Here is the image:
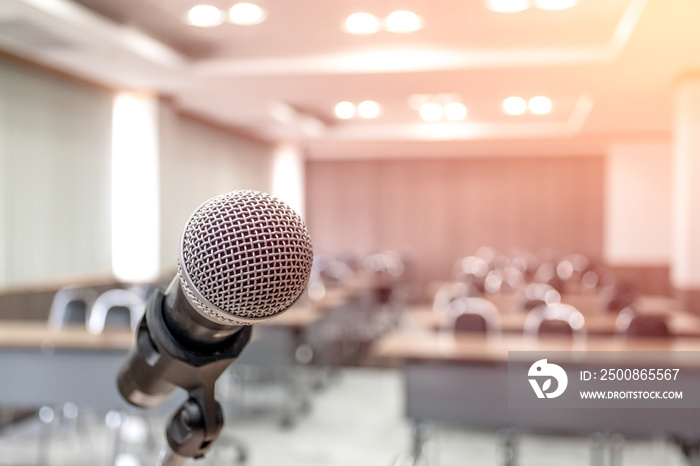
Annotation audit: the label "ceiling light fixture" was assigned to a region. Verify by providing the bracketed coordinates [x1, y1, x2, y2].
[385, 11, 423, 33]
[420, 102, 443, 122]
[528, 96, 553, 114]
[344, 12, 381, 35]
[334, 101, 356, 119]
[444, 102, 468, 121]
[357, 100, 381, 119]
[534, 0, 578, 10]
[186, 5, 224, 27]
[229, 2, 266, 25]
[486, 0, 530, 13]
[503, 96, 527, 115]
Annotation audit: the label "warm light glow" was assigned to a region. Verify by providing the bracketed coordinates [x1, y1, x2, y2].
[186, 5, 223, 27]
[111, 93, 160, 283]
[503, 96, 527, 115]
[385, 11, 423, 33]
[534, 0, 578, 10]
[529, 96, 553, 114]
[334, 101, 356, 119]
[486, 0, 530, 13]
[229, 3, 266, 25]
[344, 12, 381, 35]
[444, 102, 468, 121]
[358, 100, 381, 118]
[272, 143, 305, 219]
[420, 102, 443, 122]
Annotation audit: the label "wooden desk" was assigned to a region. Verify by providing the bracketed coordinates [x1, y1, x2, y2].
[259, 304, 322, 329]
[0, 322, 134, 409]
[0, 308, 323, 410]
[0, 321, 133, 350]
[371, 331, 700, 438]
[403, 305, 700, 338]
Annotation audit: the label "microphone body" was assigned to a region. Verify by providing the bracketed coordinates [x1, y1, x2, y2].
[117, 278, 251, 408]
[115, 190, 313, 459]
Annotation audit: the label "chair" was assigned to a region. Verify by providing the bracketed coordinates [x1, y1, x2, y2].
[616, 307, 671, 338]
[452, 256, 490, 294]
[445, 297, 500, 335]
[524, 303, 586, 340]
[517, 283, 561, 312]
[87, 289, 146, 334]
[48, 286, 98, 329]
[432, 281, 479, 315]
[600, 280, 639, 313]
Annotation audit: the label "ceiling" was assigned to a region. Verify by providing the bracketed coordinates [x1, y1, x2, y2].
[0, 0, 698, 158]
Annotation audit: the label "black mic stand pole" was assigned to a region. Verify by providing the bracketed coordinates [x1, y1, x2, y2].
[117, 289, 252, 466]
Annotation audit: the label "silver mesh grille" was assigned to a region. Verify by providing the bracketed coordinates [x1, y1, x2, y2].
[179, 190, 313, 323]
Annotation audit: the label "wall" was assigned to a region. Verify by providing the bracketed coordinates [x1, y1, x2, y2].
[158, 101, 275, 273]
[306, 156, 604, 296]
[0, 56, 113, 288]
[604, 143, 672, 294]
[0, 55, 276, 291]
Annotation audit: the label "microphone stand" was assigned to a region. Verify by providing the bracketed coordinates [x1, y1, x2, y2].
[117, 289, 252, 466]
[154, 387, 224, 466]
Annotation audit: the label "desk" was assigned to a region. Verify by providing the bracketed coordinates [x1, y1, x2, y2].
[404, 305, 700, 338]
[0, 308, 324, 411]
[0, 322, 133, 409]
[372, 331, 700, 438]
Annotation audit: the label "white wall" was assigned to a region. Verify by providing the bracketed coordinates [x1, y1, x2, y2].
[0, 58, 113, 287]
[671, 80, 700, 288]
[158, 101, 275, 273]
[272, 142, 306, 219]
[604, 143, 672, 266]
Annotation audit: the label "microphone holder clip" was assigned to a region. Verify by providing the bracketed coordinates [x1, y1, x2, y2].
[119, 289, 252, 462]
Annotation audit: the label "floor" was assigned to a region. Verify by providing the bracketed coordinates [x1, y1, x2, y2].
[0, 368, 690, 466]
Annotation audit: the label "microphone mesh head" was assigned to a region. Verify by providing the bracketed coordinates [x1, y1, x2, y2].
[179, 190, 313, 325]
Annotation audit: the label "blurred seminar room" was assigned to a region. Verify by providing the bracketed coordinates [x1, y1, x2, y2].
[3, 0, 700, 465]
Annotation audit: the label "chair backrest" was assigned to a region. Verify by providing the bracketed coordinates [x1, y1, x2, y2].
[433, 282, 479, 314]
[518, 283, 561, 312]
[616, 310, 671, 339]
[87, 289, 146, 334]
[523, 303, 586, 340]
[48, 287, 98, 329]
[446, 297, 501, 335]
[600, 281, 639, 313]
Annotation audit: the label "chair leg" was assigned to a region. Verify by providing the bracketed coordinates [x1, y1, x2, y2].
[411, 422, 432, 462]
[105, 410, 123, 466]
[589, 432, 606, 466]
[37, 406, 55, 466]
[497, 428, 518, 466]
[589, 432, 625, 466]
[609, 433, 624, 466]
[674, 436, 700, 466]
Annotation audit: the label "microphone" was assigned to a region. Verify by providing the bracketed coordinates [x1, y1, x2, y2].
[116, 190, 313, 459]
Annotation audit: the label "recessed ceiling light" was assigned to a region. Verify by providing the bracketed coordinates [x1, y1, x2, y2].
[186, 5, 224, 27]
[444, 102, 468, 121]
[420, 102, 443, 122]
[503, 96, 527, 115]
[385, 11, 423, 33]
[529, 96, 552, 114]
[486, 0, 530, 13]
[358, 100, 381, 119]
[229, 3, 266, 25]
[534, 0, 578, 10]
[344, 12, 381, 35]
[334, 101, 356, 119]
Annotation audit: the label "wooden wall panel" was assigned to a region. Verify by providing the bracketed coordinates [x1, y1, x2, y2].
[305, 157, 605, 295]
